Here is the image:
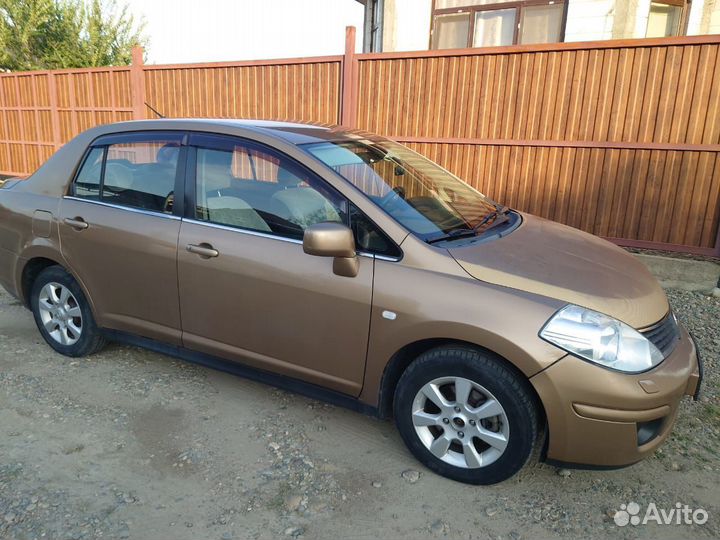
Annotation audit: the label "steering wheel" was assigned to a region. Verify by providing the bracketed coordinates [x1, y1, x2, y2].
[163, 192, 175, 214]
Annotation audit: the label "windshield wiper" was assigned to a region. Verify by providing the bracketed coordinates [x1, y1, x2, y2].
[425, 228, 477, 245]
[474, 205, 510, 233]
[426, 206, 512, 245]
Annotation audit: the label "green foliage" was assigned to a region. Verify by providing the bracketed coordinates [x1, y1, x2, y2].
[0, 0, 147, 71]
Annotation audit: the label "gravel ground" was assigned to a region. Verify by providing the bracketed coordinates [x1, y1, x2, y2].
[0, 286, 717, 540]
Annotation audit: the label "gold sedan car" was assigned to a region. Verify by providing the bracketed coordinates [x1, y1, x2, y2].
[0, 120, 702, 484]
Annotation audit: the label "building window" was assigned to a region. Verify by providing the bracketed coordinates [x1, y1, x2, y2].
[431, 0, 566, 49]
[645, 0, 687, 37]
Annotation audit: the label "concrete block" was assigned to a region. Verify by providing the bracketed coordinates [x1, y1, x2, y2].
[634, 253, 720, 292]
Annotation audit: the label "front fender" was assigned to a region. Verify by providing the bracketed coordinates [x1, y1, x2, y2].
[359, 259, 567, 407]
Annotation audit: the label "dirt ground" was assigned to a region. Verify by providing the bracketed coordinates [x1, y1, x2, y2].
[0, 285, 718, 540]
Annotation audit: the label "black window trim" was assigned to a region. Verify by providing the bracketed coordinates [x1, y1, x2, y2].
[184, 131, 403, 260]
[89, 130, 186, 148]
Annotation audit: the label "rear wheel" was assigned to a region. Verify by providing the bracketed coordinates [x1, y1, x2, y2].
[394, 345, 539, 484]
[30, 266, 106, 357]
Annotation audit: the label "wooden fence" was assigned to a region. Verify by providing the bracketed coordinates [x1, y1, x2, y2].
[0, 27, 718, 256]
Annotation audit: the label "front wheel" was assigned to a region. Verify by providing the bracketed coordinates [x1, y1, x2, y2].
[30, 266, 107, 357]
[394, 346, 539, 484]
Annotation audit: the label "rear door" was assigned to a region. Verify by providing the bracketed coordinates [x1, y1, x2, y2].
[59, 131, 187, 344]
[176, 134, 374, 395]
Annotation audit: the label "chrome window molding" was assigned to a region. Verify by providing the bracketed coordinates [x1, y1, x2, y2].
[182, 218, 304, 245]
[183, 219, 401, 261]
[372, 253, 402, 262]
[62, 196, 181, 221]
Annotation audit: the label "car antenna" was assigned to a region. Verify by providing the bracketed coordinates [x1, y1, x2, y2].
[144, 102, 165, 118]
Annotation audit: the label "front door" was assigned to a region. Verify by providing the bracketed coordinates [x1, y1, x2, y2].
[59, 131, 186, 344]
[177, 134, 373, 395]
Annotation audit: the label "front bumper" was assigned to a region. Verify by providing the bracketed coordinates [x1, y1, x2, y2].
[531, 324, 701, 467]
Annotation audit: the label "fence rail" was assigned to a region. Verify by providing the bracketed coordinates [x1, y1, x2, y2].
[0, 28, 718, 256]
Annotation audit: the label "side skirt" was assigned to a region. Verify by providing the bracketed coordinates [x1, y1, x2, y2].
[101, 329, 380, 417]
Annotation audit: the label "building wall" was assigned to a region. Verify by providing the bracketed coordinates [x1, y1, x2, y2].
[378, 0, 720, 52]
[705, 0, 720, 33]
[564, 0, 616, 41]
[686, 0, 706, 34]
[381, 0, 432, 52]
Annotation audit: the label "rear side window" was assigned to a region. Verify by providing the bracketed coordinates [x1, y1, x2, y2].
[73, 147, 104, 199]
[72, 133, 184, 214]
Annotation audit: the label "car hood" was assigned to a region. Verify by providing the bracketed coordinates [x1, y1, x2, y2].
[447, 213, 669, 329]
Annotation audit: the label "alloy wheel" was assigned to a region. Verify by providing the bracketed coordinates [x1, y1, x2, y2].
[37, 282, 83, 346]
[411, 376, 510, 469]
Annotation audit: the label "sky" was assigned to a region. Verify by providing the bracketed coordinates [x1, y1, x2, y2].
[123, 0, 366, 65]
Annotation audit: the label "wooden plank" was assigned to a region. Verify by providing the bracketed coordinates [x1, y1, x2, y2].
[651, 150, 682, 243]
[130, 46, 146, 120]
[668, 45, 699, 144]
[390, 136, 720, 151]
[0, 78, 13, 169]
[653, 46, 683, 144]
[668, 151, 699, 245]
[683, 152, 715, 246]
[683, 46, 718, 143]
[341, 26, 357, 127]
[701, 45, 720, 145]
[13, 77, 28, 173]
[355, 34, 720, 61]
[701, 155, 720, 250]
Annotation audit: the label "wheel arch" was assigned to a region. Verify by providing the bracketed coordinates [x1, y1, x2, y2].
[377, 339, 548, 432]
[19, 254, 96, 316]
[20, 256, 64, 307]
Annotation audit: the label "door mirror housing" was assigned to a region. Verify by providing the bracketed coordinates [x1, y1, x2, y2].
[303, 222, 359, 277]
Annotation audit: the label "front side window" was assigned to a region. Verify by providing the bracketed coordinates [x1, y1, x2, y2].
[431, 0, 566, 48]
[302, 138, 501, 243]
[349, 203, 402, 258]
[72, 133, 183, 214]
[192, 135, 346, 240]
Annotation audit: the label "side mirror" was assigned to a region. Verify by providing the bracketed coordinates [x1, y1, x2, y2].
[303, 222, 359, 278]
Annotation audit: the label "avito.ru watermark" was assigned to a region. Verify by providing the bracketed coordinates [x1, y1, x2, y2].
[614, 501, 709, 527]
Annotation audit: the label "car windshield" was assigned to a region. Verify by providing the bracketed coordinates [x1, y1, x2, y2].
[301, 138, 501, 242]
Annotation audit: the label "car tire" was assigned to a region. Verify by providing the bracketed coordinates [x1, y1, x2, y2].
[30, 265, 107, 357]
[394, 345, 539, 485]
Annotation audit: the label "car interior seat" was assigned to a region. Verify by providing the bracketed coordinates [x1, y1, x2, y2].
[199, 149, 271, 232]
[271, 168, 340, 228]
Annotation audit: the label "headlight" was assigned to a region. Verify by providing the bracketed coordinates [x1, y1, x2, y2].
[540, 305, 664, 373]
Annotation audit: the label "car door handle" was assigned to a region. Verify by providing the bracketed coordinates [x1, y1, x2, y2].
[64, 217, 88, 230]
[186, 243, 219, 258]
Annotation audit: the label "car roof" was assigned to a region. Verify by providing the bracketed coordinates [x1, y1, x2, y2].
[108, 118, 370, 146]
